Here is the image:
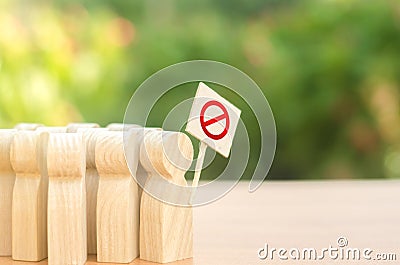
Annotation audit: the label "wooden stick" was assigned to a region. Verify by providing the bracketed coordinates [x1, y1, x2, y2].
[139, 130, 194, 263]
[0, 130, 16, 256]
[95, 131, 140, 263]
[14, 123, 43, 130]
[77, 128, 108, 255]
[47, 133, 87, 265]
[10, 131, 49, 261]
[192, 141, 207, 187]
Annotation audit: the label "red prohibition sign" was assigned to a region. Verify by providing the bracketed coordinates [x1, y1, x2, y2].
[200, 100, 230, 140]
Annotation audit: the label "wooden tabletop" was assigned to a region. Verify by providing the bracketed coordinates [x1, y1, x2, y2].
[1, 180, 399, 264]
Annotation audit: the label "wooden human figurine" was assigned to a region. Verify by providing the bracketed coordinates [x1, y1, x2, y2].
[47, 133, 87, 265]
[66, 121, 100, 254]
[10, 131, 49, 261]
[0, 130, 16, 256]
[36, 126, 67, 133]
[66, 123, 100, 255]
[66, 123, 99, 133]
[95, 131, 140, 263]
[76, 127, 108, 255]
[139, 130, 194, 263]
[106, 123, 141, 131]
[14, 123, 43, 130]
[106, 124, 161, 191]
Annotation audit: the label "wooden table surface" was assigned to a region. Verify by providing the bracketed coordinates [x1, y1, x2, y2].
[1, 180, 399, 264]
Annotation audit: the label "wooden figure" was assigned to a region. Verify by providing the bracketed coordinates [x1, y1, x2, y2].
[139, 130, 194, 263]
[67, 123, 99, 255]
[95, 131, 140, 263]
[66, 123, 99, 133]
[47, 133, 87, 265]
[130, 128, 163, 195]
[10, 131, 49, 261]
[14, 123, 43, 130]
[76, 127, 108, 255]
[106, 123, 141, 131]
[66, 120, 100, 254]
[36, 126, 66, 133]
[0, 130, 16, 256]
[105, 124, 160, 196]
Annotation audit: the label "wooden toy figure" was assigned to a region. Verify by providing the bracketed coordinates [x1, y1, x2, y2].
[66, 123, 100, 133]
[105, 124, 162, 195]
[47, 133, 87, 265]
[14, 123, 43, 130]
[106, 123, 141, 131]
[76, 127, 108, 255]
[139, 130, 194, 263]
[10, 131, 49, 261]
[95, 131, 140, 263]
[66, 122, 100, 255]
[0, 129, 16, 256]
[36, 126, 67, 133]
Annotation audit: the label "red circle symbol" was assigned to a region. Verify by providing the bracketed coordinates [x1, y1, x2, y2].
[200, 100, 230, 140]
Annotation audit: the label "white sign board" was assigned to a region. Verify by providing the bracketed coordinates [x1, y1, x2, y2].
[186, 82, 241, 158]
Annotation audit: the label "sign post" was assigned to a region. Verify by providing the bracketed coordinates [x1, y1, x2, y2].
[186, 82, 241, 187]
[192, 141, 208, 187]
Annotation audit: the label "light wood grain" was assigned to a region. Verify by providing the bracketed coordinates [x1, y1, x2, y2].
[10, 131, 49, 261]
[66, 123, 100, 255]
[139, 131, 194, 263]
[95, 131, 140, 263]
[0, 255, 192, 265]
[77, 128, 108, 255]
[36, 127, 67, 133]
[14, 123, 43, 130]
[106, 123, 141, 131]
[0, 180, 398, 265]
[105, 125, 162, 199]
[47, 133, 87, 265]
[67, 123, 100, 133]
[0, 130, 16, 256]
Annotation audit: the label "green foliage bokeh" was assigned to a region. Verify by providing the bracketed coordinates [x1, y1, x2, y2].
[0, 0, 399, 180]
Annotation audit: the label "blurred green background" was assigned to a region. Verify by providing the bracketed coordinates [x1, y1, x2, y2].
[1, 0, 399, 180]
